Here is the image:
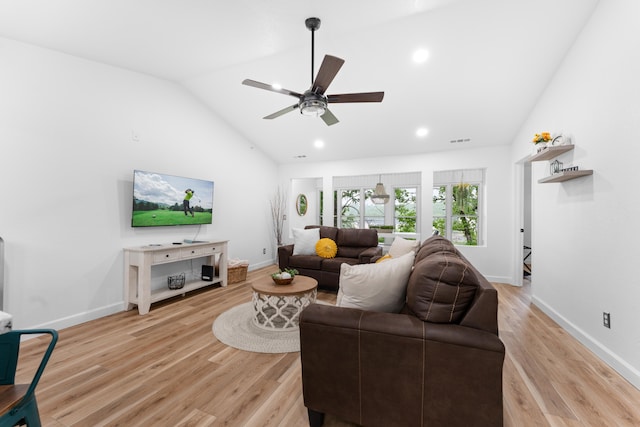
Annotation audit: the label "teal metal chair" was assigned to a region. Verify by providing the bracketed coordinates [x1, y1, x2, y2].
[0, 329, 58, 427]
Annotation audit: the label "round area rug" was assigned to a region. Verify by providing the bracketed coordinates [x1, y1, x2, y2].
[212, 302, 300, 353]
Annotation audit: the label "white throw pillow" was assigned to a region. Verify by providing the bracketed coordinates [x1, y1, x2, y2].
[388, 237, 418, 258]
[336, 251, 415, 313]
[292, 227, 320, 255]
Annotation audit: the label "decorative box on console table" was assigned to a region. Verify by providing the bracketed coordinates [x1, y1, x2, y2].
[124, 240, 228, 315]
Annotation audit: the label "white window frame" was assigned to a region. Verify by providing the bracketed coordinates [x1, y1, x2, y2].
[433, 169, 484, 246]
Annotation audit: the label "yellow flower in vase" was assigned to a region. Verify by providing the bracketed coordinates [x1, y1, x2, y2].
[532, 132, 552, 152]
[532, 132, 552, 144]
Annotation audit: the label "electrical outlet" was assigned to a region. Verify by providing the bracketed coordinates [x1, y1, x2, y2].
[262, 248, 266, 255]
[603, 312, 611, 328]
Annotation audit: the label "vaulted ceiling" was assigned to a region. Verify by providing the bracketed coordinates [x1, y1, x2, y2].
[0, 0, 599, 163]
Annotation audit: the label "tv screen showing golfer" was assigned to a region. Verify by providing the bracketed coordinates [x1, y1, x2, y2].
[131, 170, 214, 227]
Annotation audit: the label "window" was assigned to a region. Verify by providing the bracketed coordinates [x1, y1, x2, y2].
[433, 169, 484, 246]
[335, 188, 385, 229]
[364, 189, 385, 227]
[320, 190, 338, 226]
[340, 189, 362, 228]
[328, 173, 420, 233]
[394, 187, 417, 233]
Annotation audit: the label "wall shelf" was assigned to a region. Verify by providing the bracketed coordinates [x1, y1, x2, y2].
[538, 170, 593, 183]
[528, 144, 593, 183]
[528, 144, 574, 162]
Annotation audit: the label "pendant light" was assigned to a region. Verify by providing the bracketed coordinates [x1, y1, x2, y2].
[371, 175, 390, 204]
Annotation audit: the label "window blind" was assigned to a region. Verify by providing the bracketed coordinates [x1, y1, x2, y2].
[333, 172, 421, 188]
[433, 168, 485, 185]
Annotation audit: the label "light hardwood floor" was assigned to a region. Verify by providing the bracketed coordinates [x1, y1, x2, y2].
[14, 266, 640, 426]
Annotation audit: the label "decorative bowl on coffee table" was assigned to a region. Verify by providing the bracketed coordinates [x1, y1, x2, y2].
[272, 276, 294, 286]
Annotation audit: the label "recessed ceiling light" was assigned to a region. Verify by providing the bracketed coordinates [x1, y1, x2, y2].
[416, 127, 429, 138]
[272, 83, 282, 90]
[412, 49, 429, 64]
[314, 139, 324, 149]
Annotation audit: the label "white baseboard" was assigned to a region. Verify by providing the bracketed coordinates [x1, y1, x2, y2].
[31, 261, 277, 331]
[532, 295, 640, 390]
[485, 274, 514, 284]
[248, 259, 276, 271]
[29, 302, 123, 331]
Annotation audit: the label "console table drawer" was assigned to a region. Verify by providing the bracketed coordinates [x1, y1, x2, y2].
[153, 250, 181, 264]
[180, 246, 207, 258]
[201, 244, 222, 254]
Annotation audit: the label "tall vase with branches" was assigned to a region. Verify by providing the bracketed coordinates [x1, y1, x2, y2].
[270, 187, 287, 246]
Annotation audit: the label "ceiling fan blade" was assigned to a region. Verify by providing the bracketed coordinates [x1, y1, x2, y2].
[327, 92, 385, 103]
[242, 79, 302, 98]
[312, 55, 345, 95]
[264, 104, 299, 120]
[320, 108, 339, 126]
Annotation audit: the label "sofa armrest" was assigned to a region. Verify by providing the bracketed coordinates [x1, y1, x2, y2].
[358, 246, 382, 264]
[299, 304, 504, 427]
[277, 244, 294, 270]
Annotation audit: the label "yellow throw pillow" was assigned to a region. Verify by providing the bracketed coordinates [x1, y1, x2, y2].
[315, 238, 338, 259]
[375, 254, 393, 263]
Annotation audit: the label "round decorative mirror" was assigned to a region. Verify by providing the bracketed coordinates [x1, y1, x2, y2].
[296, 194, 308, 216]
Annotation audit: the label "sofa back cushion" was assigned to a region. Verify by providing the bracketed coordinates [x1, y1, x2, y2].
[336, 228, 378, 248]
[414, 235, 457, 263]
[406, 251, 478, 323]
[305, 225, 339, 242]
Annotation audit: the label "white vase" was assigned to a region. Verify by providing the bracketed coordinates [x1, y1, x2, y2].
[534, 143, 543, 154]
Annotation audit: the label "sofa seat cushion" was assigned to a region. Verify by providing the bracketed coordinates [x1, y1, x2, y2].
[406, 251, 478, 323]
[288, 255, 324, 270]
[337, 246, 368, 259]
[320, 257, 360, 273]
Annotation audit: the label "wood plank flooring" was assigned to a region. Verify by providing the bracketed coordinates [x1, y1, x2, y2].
[12, 267, 640, 426]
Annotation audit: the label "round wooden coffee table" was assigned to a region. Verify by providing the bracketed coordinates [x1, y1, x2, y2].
[251, 275, 318, 331]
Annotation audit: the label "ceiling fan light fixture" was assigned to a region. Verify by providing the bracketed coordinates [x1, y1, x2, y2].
[300, 98, 327, 117]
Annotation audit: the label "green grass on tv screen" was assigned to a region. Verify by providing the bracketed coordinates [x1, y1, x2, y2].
[132, 210, 212, 227]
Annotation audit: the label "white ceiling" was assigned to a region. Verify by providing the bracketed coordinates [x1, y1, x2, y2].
[0, 0, 599, 164]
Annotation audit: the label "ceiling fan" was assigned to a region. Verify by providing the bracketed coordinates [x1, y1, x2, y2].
[242, 17, 384, 126]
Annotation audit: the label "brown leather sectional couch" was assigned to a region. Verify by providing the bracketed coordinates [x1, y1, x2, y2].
[278, 225, 382, 291]
[299, 235, 505, 427]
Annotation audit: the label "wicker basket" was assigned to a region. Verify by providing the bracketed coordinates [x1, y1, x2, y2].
[168, 273, 185, 290]
[228, 264, 248, 284]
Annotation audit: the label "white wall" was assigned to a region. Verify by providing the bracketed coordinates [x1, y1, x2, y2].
[510, 0, 640, 388]
[290, 178, 321, 231]
[279, 145, 514, 283]
[0, 38, 278, 329]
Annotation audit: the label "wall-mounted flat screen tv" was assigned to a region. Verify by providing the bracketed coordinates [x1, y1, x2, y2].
[131, 170, 214, 227]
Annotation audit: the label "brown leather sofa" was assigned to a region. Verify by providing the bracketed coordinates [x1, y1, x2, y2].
[299, 235, 505, 427]
[278, 225, 382, 291]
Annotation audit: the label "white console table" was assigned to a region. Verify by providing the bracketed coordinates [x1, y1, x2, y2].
[124, 240, 228, 315]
